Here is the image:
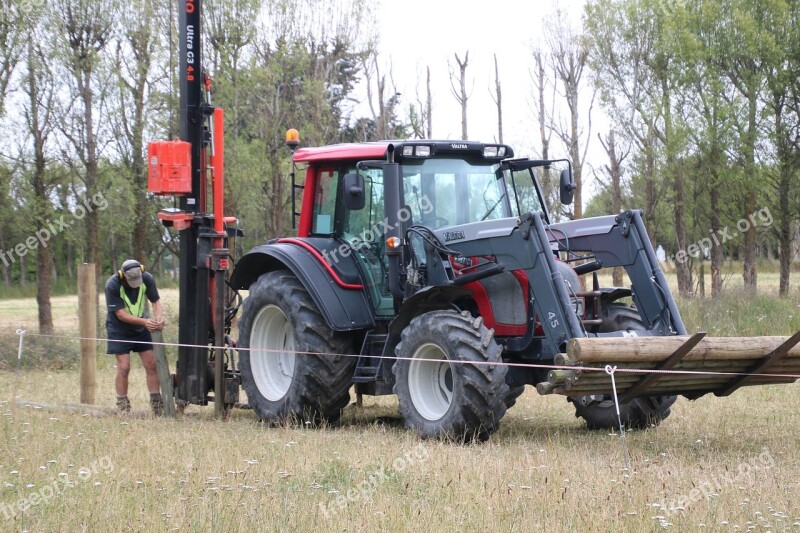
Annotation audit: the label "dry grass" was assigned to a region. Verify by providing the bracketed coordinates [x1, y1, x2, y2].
[0, 289, 181, 336]
[1, 275, 800, 530]
[1, 372, 799, 531]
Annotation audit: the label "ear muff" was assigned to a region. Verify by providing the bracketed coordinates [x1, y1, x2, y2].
[119, 262, 145, 280]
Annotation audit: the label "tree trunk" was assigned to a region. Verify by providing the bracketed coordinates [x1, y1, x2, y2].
[569, 83, 582, 220]
[493, 54, 503, 143]
[778, 160, 792, 296]
[709, 184, 723, 298]
[0, 232, 8, 286]
[674, 164, 692, 298]
[425, 66, 432, 138]
[741, 84, 759, 294]
[450, 51, 469, 141]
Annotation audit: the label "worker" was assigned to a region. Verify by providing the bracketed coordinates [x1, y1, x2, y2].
[104, 259, 165, 415]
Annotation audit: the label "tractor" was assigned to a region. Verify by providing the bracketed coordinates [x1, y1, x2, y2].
[227, 138, 800, 441]
[148, 0, 800, 441]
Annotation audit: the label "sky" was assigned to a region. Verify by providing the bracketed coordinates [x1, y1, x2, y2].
[368, 0, 595, 161]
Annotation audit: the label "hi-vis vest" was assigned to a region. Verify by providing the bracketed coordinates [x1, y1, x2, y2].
[120, 285, 146, 318]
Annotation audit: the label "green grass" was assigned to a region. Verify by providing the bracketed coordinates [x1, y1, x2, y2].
[679, 294, 800, 337]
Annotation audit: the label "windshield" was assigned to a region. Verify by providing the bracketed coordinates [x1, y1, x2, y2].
[401, 158, 511, 228]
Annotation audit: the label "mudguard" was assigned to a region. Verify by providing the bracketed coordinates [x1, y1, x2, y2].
[230, 240, 375, 331]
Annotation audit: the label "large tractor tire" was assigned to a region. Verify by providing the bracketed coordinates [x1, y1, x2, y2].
[569, 304, 677, 430]
[393, 310, 510, 442]
[238, 271, 356, 425]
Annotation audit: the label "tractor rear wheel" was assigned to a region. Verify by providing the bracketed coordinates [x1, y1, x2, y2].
[238, 271, 355, 425]
[393, 310, 509, 442]
[570, 304, 677, 430]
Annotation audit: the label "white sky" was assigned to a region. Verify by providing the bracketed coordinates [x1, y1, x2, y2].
[369, 0, 596, 160]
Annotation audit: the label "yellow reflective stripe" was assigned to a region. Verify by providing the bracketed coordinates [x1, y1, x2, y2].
[120, 284, 146, 318]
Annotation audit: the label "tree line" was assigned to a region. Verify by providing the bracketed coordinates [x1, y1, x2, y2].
[0, 0, 798, 336]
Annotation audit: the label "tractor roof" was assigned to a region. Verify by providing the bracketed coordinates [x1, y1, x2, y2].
[292, 142, 389, 163]
[292, 140, 515, 164]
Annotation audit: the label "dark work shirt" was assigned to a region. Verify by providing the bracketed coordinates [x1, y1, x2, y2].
[104, 272, 160, 337]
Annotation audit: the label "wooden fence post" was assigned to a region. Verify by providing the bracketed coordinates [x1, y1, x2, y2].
[151, 329, 176, 417]
[78, 263, 97, 404]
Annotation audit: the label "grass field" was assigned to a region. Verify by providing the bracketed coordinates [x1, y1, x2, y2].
[1, 274, 800, 530]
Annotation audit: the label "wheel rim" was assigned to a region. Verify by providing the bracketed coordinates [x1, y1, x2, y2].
[249, 305, 296, 401]
[408, 343, 454, 421]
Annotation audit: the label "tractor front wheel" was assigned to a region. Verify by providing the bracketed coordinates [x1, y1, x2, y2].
[570, 303, 677, 430]
[238, 271, 355, 425]
[393, 310, 509, 442]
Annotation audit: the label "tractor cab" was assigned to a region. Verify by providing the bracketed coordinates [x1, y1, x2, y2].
[291, 140, 562, 318]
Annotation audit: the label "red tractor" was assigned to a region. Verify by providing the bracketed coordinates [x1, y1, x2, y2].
[149, 0, 800, 442]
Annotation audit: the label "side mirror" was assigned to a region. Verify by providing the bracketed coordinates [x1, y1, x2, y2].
[342, 172, 366, 210]
[560, 168, 576, 205]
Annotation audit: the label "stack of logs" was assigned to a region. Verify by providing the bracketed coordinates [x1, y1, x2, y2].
[536, 332, 800, 401]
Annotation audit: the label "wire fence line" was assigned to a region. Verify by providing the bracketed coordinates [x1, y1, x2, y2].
[10, 329, 800, 381]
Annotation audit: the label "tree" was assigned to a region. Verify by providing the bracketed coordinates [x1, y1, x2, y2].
[545, 9, 594, 220]
[491, 54, 503, 143]
[0, 0, 25, 116]
[23, 34, 59, 333]
[718, 0, 767, 295]
[530, 48, 561, 219]
[113, 0, 163, 264]
[449, 51, 470, 140]
[678, 0, 737, 298]
[56, 0, 115, 280]
[597, 129, 630, 285]
[587, 0, 692, 296]
[762, 0, 800, 297]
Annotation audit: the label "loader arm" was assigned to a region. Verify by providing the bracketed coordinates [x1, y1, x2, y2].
[431, 209, 800, 401]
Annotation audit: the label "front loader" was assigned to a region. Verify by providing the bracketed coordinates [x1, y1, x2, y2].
[229, 139, 800, 441]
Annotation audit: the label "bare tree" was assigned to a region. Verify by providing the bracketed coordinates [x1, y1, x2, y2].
[597, 130, 630, 286]
[531, 48, 561, 218]
[545, 10, 594, 219]
[409, 65, 433, 140]
[449, 51, 471, 140]
[491, 54, 503, 143]
[426, 65, 432, 138]
[362, 50, 400, 140]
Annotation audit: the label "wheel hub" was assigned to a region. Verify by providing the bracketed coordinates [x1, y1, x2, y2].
[249, 305, 296, 401]
[408, 342, 454, 421]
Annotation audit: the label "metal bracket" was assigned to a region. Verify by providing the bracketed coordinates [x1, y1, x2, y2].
[717, 331, 800, 397]
[616, 210, 633, 238]
[620, 332, 706, 402]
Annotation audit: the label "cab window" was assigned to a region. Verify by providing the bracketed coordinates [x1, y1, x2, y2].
[311, 168, 338, 234]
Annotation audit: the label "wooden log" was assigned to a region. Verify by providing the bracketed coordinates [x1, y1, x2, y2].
[151, 330, 176, 417]
[554, 353, 573, 366]
[536, 382, 559, 395]
[547, 369, 576, 385]
[78, 264, 96, 405]
[568, 335, 800, 363]
[576, 359, 758, 371]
